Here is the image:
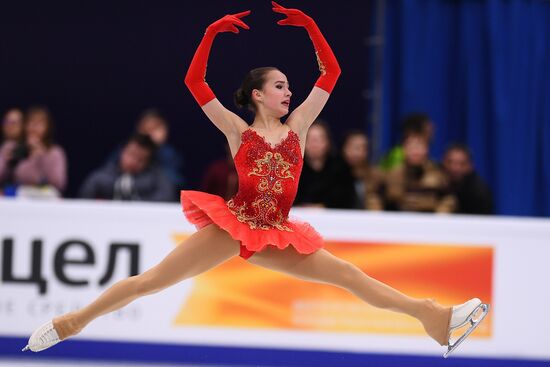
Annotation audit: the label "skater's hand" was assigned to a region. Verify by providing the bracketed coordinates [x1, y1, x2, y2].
[207, 11, 251, 34]
[272, 1, 312, 28]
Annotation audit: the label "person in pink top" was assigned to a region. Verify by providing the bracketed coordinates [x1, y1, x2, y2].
[0, 106, 67, 194]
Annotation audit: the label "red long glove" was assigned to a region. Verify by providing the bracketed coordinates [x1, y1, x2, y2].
[272, 1, 341, 93]
[184, 11, 251, 106]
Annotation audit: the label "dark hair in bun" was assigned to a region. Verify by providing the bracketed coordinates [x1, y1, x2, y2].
[234, 67, 278, 112]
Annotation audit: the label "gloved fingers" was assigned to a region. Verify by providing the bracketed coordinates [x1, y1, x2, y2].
[232, 10, 251, 19]
[230, 16, 250, 30]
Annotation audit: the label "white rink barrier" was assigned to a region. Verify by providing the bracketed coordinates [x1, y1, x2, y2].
[1, 198, 549, 361]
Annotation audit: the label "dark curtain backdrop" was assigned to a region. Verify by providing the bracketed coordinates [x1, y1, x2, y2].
[378, 0, 550, 217]
[0, 1, 371, 197]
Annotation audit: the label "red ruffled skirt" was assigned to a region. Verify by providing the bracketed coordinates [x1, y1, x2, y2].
[180, 190, 324, 259]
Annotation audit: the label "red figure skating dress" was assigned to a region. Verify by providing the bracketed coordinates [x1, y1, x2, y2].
[182, 4, 341, 259]
[180, 128, 324, 259]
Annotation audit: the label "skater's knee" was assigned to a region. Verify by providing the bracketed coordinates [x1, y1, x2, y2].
[338, 261, 363, 288]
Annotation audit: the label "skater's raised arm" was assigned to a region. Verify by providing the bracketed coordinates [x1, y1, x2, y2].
[184, 11, 251, 138]
[272, 1, 341, 135]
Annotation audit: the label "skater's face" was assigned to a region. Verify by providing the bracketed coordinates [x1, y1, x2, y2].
[253, 70, 292, 118]
[403, 135, 428, 166]
[120, 141, 151, 174]
[343, 134, 368, 167]
[443, 149, 472, 181]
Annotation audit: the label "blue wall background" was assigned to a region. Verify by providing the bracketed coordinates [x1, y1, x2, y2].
[378, 0, 550, 216]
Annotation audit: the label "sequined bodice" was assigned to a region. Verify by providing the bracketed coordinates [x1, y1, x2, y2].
[227, 128, 303, 231]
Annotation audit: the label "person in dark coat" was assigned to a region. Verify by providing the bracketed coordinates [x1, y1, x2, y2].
[105, 109, 186, 190]
[442, 143, 493, 215]
[79, 134, 174, 202]
[341, 130, 385, 210]
[294, 120, 355, 209]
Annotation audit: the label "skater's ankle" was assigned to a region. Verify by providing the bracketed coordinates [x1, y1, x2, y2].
[53, 312, 84, 340]
[413, 298, 438, 321]
[418, 299, 452, 346]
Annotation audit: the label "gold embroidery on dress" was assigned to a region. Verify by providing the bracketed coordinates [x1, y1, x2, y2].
[315, 51, 326, 76]
[257, 178, 270, 192]
[227, 198, 292, 231]
[249, 152, 295, 185]
[272, 180, 283, 194]
[227, 151, 295, 232]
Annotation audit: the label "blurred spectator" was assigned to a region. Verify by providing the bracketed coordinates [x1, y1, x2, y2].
[79, 134, 174, 201]
[341, 130, 384, 210]
[442, 144, 493, 215]
[2, 108, 24, 146]
[107, 109, 185, 190]
[0, 106, 67, 196]
[201, 144, 238, 200]
[294, 120, 355, 209]
[380, 112, 434, 171]
[385, 133, 455, 213]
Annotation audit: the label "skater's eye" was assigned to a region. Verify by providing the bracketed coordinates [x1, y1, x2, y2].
[275, 81, 288, 90]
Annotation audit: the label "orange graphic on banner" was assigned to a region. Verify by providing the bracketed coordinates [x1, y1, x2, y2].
[171, 234, 492, 338]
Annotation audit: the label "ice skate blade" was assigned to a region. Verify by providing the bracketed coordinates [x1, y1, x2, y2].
[443, 303, 489, 358]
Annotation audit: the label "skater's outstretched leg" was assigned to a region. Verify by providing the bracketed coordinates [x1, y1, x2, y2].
[30, 224, 240, 348]
[247, 246, 452, 345]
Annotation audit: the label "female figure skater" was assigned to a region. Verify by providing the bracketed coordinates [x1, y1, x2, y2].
[24, 2, 488, 358]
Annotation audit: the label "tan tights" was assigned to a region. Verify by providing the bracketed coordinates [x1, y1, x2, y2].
[53, 224, 451, 346]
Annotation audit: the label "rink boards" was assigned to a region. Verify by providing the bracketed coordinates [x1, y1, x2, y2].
[0, 198, 549, 366]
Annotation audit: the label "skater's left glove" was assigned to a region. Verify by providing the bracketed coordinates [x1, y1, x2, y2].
[272, 1, 341, 93]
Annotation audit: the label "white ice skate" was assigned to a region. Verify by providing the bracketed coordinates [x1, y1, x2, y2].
[443, 298, 490, 358]
[21, 320, 61, 352]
